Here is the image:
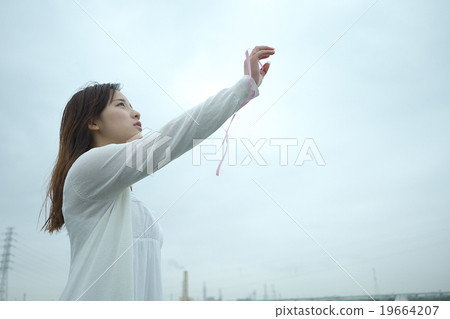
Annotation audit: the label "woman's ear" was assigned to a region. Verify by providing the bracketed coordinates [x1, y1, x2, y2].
[88, 119, 99, 131]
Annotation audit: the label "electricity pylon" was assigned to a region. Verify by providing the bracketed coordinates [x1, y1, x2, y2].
[0, 227, 15, 301]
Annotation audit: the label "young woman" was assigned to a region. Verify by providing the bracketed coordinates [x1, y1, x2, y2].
[40, 46, 275, 301]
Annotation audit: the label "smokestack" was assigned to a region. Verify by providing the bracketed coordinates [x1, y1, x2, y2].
[179, 270, 193, 301]
[203, 281, 206, 301]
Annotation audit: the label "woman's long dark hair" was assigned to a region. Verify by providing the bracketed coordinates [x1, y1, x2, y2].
[39, 82, 122, 234]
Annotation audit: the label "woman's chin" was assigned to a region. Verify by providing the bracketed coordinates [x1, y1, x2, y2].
[126, 131, 143, 142]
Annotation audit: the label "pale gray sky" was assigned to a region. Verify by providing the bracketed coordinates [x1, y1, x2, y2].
[0, 0, 449, 301]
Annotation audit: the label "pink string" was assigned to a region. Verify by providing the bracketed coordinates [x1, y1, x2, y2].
[215, 49, 263, 176]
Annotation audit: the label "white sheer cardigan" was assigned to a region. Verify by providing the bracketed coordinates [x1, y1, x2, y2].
[58, 75, 259, 300]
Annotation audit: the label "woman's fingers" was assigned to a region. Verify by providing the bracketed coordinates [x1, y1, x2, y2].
[260, 62, 270, 76]
[253, 49, 275, 58]
[245, 45, 275, 86]
[261, 62, 270, 76]
[252, 45, 275, 53]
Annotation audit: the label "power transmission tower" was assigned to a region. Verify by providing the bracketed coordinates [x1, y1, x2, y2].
[0, 227, 15, 301]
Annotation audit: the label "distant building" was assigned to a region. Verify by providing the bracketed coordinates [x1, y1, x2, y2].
[395, 294, 409, 301]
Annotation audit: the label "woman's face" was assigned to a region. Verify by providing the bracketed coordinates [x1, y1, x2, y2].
[88, 90, 142, 147]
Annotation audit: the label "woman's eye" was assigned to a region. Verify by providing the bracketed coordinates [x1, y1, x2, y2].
[118, 103, 125, 107]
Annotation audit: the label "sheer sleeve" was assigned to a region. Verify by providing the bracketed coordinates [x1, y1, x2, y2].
[65, 75, 259, 201]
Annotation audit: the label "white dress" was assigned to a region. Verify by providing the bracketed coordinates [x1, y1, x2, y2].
[130, 191, 164, 300]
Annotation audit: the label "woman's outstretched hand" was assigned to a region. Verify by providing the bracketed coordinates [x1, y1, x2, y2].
[244, 45, 275, 87]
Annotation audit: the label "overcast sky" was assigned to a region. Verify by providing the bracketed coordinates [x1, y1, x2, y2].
[0, 0, 449, 301]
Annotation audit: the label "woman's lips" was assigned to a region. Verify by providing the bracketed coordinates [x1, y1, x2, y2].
[134, 121, 142, 128]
